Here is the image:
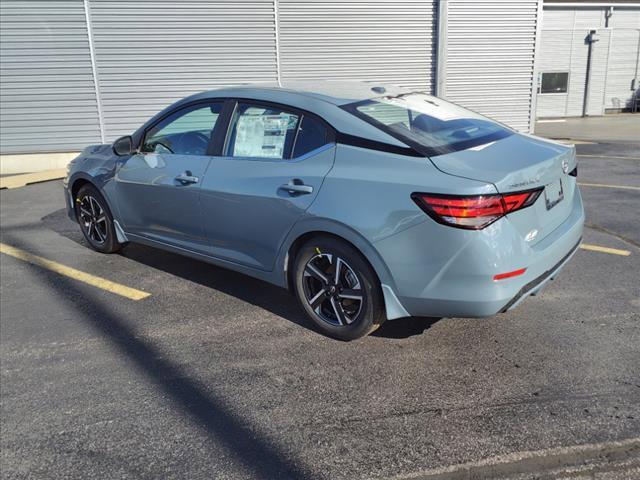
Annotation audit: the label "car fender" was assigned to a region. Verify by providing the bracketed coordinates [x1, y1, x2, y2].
[67, 166, 121, 224]
[275, 215, 411, 320]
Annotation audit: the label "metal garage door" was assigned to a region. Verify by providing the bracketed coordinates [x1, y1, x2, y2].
[0, 0, 102, 154]
[440, 0, 541, 132]
[277, 0, 437, 90]
[88, 0, 279, 141]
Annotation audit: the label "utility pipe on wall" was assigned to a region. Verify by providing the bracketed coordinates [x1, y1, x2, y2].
[582, 30, 599, 117]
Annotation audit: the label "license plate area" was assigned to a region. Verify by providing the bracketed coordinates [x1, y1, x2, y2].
[544, 178, 564, 210]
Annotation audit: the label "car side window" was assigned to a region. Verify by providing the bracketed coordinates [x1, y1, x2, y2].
[226, 103, 300, 159]
[292, 115, 330, 158]
[142, 102, 223, 156]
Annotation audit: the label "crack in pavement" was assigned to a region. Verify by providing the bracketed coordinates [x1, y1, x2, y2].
[384, 437, 640, 480]
[585, 223, 640, 249]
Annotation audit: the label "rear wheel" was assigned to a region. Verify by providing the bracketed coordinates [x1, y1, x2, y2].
[74, 184, 122, 254]
[293, 237, 386, 340]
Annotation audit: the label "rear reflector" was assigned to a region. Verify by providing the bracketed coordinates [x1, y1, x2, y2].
[411, 188, 542, 230]
[493, 268, 527, 281]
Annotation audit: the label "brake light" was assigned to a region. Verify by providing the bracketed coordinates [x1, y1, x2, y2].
[411, 188, 542, 230]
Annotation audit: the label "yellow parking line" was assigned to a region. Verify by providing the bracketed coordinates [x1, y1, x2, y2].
[0, 169, 67, 190]
[0, 243, 150, 300]
[580, 243, 631, 256]
[578, 182, 640, 191]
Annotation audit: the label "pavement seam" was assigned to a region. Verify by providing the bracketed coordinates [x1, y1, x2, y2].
[577, 154, 640, 161]
[585, 223, 640, 249]
[383, 438, 640, 480]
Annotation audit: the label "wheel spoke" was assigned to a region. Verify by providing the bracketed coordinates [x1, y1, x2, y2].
[334, 257, 343, 284]
[88, 197, 97, 216]
[330, 297, 348, 326]
[308, 289, 327, 310]
[79, 206, 92, 218]
[88, 223, 96, 240]
[305, 263, 329, 285]
[337, 289, 363, 301]
[95, 215, 106, 225]
[94, 225, 105, 242]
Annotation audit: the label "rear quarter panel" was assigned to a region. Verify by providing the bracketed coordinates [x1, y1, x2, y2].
[306, 144, 496, 290]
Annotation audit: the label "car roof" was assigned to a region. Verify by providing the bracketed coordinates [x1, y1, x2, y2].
[201, 81, 414, 106]
[135, 81, 421, 151]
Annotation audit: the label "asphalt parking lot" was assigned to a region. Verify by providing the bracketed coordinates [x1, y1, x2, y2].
[1, 141, 639, 479]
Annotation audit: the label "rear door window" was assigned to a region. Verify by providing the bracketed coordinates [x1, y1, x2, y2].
[226, 103, 300, 159]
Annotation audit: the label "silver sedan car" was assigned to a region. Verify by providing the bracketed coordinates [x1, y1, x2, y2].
[64, 82, 584, 340]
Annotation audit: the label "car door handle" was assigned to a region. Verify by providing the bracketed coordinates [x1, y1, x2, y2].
[280, 181, 313, 195]
[175, 172, 199, 185]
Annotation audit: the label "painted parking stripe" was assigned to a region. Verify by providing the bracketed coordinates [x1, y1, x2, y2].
[0, 243, 151, 300]
[580, 243, 631, 256]
[578, 182, 640, 191]
[0, 169, 67, 190]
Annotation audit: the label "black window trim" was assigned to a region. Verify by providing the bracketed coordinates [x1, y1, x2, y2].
[340, 98, 513, 158]
[135, 96, 434, 160]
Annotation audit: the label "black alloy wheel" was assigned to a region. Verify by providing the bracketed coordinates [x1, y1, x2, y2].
[75, 184, 123, 254]
[294, 237, 385, 340]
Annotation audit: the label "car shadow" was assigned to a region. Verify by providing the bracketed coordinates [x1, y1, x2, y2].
[373, 316, 441, 339]
[42, 208, 442, 339]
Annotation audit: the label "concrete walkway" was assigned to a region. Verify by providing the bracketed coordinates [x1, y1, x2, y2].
[535, 114, 640, 143]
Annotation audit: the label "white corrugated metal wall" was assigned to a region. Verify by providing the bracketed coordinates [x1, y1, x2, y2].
[1, 0, 565, 155]
[607, 8, 640, 111]
[536, 5, 640, 118]
[438, 0, 542, 132]
[278, 0, 437, 90]
[88, 0, 279, 141]
[0, 0, 102, 153]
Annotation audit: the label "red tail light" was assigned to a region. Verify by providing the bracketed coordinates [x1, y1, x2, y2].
[411, 188, 542, 230]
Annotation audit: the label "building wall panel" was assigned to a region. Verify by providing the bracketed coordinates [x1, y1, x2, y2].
[0, 0, 102, 153]
[278, 0, 436, 90]
[88, 0, 278, 140]
[442, 0, 540, 132]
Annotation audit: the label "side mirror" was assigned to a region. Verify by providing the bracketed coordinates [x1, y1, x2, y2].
[113, 135, 134, 156]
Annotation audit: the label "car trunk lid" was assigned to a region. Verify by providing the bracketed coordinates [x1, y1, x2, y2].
[428, 133, 577, 244]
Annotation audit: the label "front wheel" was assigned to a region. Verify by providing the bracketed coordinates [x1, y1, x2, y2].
[74, 184, 123, 254]
[293, 237, 386, 340]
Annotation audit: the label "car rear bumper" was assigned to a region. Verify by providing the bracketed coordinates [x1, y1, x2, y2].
[374, 188, 585, 318]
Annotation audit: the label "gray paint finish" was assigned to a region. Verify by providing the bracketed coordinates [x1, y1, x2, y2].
[0, 0, 102, 153]
[64, 85, 584, 321]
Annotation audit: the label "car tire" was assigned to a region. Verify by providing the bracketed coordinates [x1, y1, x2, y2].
[293, 236, 386, 341]
[74, 184, 123, 254]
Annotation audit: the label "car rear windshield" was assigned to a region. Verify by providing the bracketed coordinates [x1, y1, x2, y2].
[342, 93, 514, 157]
